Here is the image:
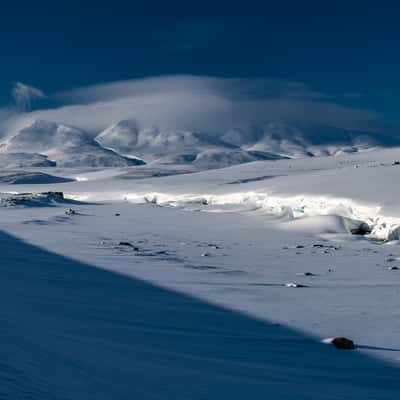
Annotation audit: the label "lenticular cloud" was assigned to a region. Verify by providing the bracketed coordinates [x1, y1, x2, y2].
[0, 75, 394, 144]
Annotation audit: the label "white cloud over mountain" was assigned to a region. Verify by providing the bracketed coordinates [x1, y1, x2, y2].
[0, 76, 397, 168]
[1, 76, 385, 136]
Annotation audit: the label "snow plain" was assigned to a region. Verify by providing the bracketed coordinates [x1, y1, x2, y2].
[1, 144, 400, 398]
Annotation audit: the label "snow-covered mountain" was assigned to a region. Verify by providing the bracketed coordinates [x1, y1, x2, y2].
[96, 122, 296, 167]
[0, 120, 145, 167]
[223, 122, 400, 158]
[96, 120, 215, 162]
[95, 119, 400, 166]
[0, 118, 398, 169]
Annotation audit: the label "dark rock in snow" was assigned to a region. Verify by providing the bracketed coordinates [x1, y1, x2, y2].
[65, 208, 76, 215]
[350, 222, 372, 236]
[118, 242, 139, 251]
[285, 282, 308, 288]
[330, 337, 355, 350]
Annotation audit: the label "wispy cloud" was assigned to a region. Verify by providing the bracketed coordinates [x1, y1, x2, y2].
[12, 82, 46, 111]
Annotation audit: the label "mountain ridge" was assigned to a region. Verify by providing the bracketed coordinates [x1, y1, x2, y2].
[0, 118, 398, 168]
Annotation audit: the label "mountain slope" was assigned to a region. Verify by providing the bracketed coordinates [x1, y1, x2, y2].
[1, 118, 399, 169]
[96, 119, 400, 166]
[0, 120, 145, 167]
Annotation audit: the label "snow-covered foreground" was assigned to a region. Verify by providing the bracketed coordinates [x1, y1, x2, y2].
[2, 230, 400, 399]
[1, 147, 400, 397]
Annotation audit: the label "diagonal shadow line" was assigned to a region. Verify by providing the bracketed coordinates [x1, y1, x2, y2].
[0, 230, 399, 400]
[357, 345, 400, 352]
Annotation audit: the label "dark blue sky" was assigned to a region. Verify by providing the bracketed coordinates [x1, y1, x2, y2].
[1, 1, 399, 121]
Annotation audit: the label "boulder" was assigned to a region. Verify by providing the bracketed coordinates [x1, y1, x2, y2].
[350, 222, 372, 236]
[323, 337, 355, 350]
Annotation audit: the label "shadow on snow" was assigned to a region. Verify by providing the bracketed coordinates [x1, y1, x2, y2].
[0, 231, 399, 399]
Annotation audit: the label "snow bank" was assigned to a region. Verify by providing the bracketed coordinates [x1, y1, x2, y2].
[105, 191, 400, 241]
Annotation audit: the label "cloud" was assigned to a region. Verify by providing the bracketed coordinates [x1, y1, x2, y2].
[57, 75, 327, 104]
[0, 76, 388, 139]
[12, 82, 46, 110]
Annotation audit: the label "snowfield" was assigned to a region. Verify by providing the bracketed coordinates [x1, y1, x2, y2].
[1, 139, 400, 398]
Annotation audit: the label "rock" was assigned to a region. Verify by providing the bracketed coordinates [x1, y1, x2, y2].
[323, 337, 355, 350]
[393, 161, 400, 165]
[1, 191, 65, 207]
[65, 208, 76, 215]
[324, 245, 340, 250]
[285, 282, 308, 288]
[332, 337, 355, 350]
[350, 222, 372, 236]
[37, 191, 63, 200]
[118, 241, 139, 251]
[115, 213, 120, 216]
[201, 252, 211, 257]
[119, 241, 132, 246]
[296, 245, 305, 249]
[388, 266, 399, 271]
[296, 272, 315, 276]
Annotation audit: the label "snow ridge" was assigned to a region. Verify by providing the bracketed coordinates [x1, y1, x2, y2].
[75, 190, 400, 241]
